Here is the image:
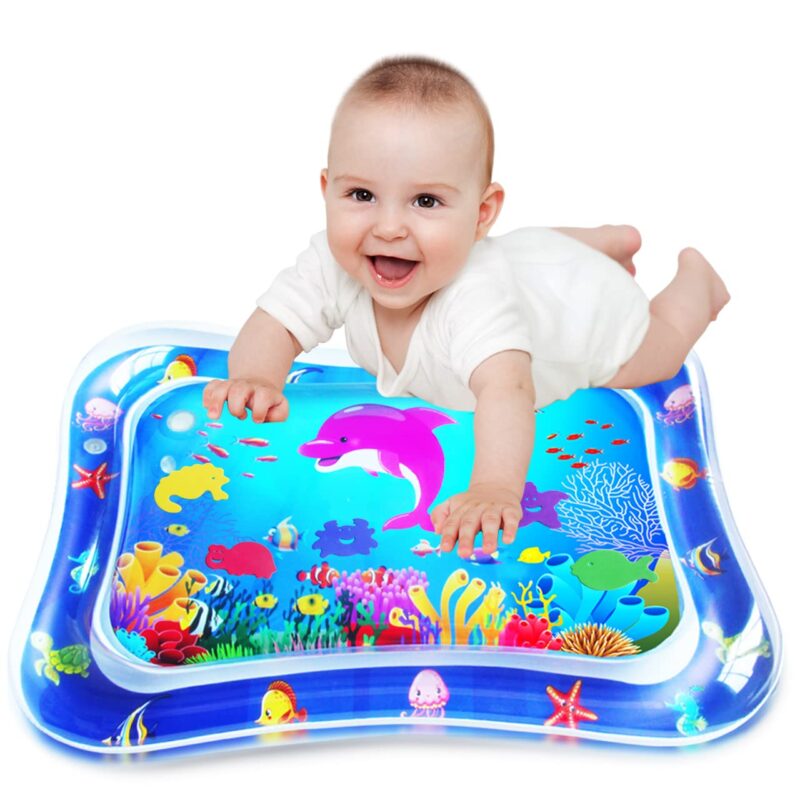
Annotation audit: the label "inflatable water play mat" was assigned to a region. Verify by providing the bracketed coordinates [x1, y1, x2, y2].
[12, 325, 781, 754]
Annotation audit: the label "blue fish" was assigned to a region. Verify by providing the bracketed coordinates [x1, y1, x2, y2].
[67, 546, 99, 594]
[469, 548, 501, 565]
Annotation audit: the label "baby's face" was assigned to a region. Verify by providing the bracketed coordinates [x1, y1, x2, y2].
[320, 100, 503, 316]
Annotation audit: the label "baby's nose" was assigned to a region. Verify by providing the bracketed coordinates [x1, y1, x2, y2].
[373, 210, 408, 239]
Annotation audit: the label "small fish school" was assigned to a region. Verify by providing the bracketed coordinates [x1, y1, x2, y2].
[13, 328, 780, 755]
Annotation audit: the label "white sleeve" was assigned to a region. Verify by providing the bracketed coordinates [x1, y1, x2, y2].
[256, 232, 347, 353]
[443, 276, 534, 389]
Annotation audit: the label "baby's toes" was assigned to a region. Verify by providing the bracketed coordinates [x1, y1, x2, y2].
[609, 224, 641, 276]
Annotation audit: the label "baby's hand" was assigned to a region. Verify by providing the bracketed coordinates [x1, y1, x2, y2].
[202, 378, 289, 423]
[431, 483, 523, 558]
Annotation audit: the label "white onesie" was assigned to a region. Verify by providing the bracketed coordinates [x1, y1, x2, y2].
[257, 227, 650, 411]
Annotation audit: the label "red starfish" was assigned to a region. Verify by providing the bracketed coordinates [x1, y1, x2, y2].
[544, 680, 599, 729]
[71, 462, 118, 500]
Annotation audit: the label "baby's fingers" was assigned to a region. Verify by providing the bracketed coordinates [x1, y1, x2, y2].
[430, 499, 453, 534]
[457, 527, 478, 558]
[203, 380, 230, 419]
[439, 524, 458, 553]
[438, 505, 461, 553]
[226, 382, 255, 420]
[501, 507, 523, 545]
[249, 387, 285, 423]
[457, 509, 484, 558]
[480, 510, 502, 554]
[250, 387, 271, 423]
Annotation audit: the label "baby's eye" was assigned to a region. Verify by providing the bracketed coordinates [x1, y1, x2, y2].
[349, 189, 374, 203]
[414, 194, 441, 209]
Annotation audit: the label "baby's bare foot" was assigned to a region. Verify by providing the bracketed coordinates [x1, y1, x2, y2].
[605, 224, 641, 276]
[677, 247, 730, 321]
[555, 224, 641, 275]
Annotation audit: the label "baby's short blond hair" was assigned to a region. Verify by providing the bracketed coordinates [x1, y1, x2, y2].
[335, 55, 494, 188]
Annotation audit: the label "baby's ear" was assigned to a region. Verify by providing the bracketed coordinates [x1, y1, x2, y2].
[319, 168, 329, 198]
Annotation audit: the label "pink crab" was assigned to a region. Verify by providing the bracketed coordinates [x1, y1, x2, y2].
[401, 669, 450, 718]
[75, 397, 123, 432]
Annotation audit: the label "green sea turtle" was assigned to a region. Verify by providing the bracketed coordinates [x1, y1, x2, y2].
[30, 631, 90, 685]
[701, 621, 771, 665]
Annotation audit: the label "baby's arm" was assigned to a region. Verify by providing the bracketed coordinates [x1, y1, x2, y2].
[431, 350, 535, 557]
[203, 308, 303, 423]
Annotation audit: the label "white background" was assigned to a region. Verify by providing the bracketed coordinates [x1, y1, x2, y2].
[1, 1, 796, 796]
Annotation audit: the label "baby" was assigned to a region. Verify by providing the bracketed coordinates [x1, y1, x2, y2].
[203, 55, 729, 558]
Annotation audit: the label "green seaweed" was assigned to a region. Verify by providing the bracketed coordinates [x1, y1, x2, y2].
[332, 590, 392, 646]
[250, 615, 349, 653]
[199, 580, 278, 651]
[185, 640, 256, 664]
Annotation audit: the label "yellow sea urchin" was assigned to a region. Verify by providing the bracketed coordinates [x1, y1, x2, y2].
[559, 623, 641, 657]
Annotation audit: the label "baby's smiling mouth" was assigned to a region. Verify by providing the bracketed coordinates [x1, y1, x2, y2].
[369, 255, 419, 285]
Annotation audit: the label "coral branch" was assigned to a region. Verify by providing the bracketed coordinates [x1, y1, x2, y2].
[559, 462, 667, 558]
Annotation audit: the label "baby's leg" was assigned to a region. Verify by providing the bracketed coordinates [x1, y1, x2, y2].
[604, 248, 730, 389]
[553, 224, 641, 275]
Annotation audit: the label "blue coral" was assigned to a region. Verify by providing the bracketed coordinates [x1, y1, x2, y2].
[558, 462, 667, 559]
[116, 628, 155, 661]
[533, 553, 669, 643]
[313, 518, 378, 558]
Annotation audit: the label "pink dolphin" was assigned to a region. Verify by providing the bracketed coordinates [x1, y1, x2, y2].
[298, 403, 456, 531]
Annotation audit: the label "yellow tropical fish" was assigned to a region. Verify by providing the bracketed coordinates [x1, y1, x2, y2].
[254, 593, 278, 609]
[265, 516, 301, 551]
[157, 354, 197, 384]
[518, 547, 551, 564]
[295, 593, 328, 615]
[165, 524, 191, 537]
[255, 680, 307, 725]
[661, 458, 707, 491]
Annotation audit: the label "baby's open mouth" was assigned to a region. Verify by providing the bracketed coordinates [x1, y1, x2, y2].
[369, 255, 419, 286]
